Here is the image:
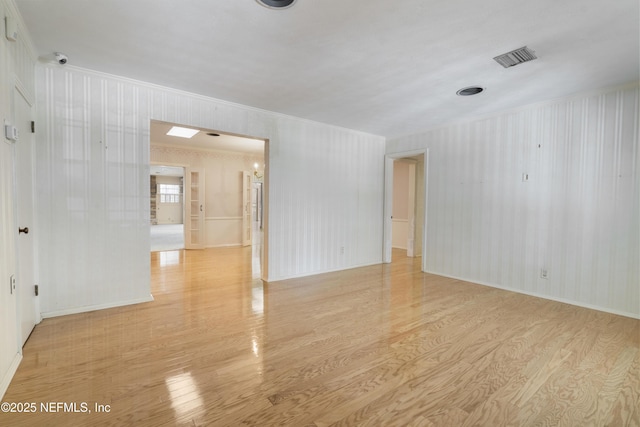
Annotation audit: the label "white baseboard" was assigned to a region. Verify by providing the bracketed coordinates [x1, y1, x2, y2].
[267, 261, 382, 282]
[0, 352, 22, 400]
[41, 295, 154, 319]
[425, 270, 640, 320]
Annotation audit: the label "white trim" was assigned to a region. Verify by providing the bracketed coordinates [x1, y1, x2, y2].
[40, 295, 154, 319]
[0, 352, 22, 400]
[426, 270, 640, 320]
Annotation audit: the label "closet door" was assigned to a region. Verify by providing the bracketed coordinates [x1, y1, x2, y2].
[14, 86, 38, 345]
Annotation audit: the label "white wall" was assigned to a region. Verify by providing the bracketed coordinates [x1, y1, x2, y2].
[388, 84, 640, 318]
[35, 66, 154, 317]
[35, 63, 386, 316]
[0, 0, 36, 399]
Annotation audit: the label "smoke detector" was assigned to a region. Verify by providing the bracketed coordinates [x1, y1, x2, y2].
[493, 46, 537, 68]
[256, 0, 296, 9]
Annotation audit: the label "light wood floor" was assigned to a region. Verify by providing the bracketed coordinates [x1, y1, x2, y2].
[3, 248, 639, 426]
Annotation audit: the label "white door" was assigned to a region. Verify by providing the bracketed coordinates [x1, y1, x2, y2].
[14, 87, 38, 346]
[242, 171, 253, 246]
[185, 168, 205, 249]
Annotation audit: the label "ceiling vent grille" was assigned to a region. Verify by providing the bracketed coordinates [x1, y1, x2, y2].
[493, 46, 537, 68]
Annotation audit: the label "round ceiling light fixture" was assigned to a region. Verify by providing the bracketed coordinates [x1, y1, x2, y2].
[256, 0, 296, 9]
[456, 86, 484, 96]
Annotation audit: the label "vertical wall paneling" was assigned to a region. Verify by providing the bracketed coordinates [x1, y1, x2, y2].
[37, 68, 154, 317]
[387, 84, 640, 318]
[36, 64, 385, 316]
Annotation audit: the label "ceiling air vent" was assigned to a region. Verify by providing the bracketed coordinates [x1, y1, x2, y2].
[493, 46, 537, 68]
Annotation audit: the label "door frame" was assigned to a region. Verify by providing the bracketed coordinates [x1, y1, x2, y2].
[383, 149, 429, 272]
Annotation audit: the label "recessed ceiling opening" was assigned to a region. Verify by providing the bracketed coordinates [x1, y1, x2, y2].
[256, 0, 296, 9]
[456, 86, 484, 96]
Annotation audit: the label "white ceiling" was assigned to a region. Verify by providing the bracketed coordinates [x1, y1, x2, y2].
[15, 0, 639, 138]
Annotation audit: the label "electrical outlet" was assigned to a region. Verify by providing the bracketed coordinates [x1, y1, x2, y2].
[340, 246, 345, 255]
[540, 268, 548, 279]
[9, 275, 15, 294]
[522, 173, 529, 182]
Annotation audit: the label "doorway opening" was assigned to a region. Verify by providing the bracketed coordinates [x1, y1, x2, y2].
[384, 150, 428, 270]
[149, 120, 268, 279]
[150, 165, 185, 252]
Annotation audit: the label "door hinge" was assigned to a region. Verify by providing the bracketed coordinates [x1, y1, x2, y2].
[34, 284, 38, 296]
[31, 121, 35, 133]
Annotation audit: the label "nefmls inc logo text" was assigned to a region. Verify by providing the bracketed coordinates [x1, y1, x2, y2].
[41, 402, 90, 413]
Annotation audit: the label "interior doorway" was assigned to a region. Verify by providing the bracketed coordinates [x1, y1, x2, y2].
[149, 120, 268, 280]
[391, 159, 416, 259]
[383, 150, 428, 270]
[150, 165, 185, 252]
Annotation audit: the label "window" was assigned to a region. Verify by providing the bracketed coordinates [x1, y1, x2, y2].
[158, 184, 181, 203]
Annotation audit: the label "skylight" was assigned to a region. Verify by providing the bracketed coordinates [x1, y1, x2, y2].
[166, 126, 199, 138]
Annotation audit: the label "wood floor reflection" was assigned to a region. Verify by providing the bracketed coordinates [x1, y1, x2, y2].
[3, 248, 639, 426]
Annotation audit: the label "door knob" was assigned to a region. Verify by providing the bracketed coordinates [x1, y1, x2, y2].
[19, 227, 29, 234]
